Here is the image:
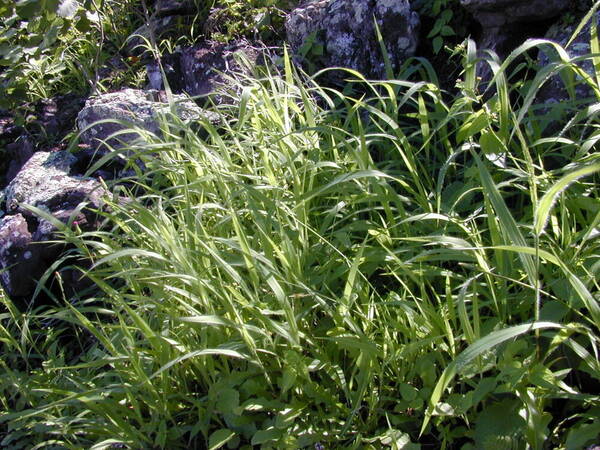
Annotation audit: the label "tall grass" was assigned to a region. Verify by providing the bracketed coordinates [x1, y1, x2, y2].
[1, 31, 599, 449]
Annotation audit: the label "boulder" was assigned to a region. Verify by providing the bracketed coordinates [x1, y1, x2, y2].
[0, 214, 41, 298]
[77, 89, 210, 148]
[154, 0, 196, 17]
[0, 151, 108, 300]
[0, 94, 85, 189]
[537, 12, 599, 107]
[460, 0, 569, 28]
[459, 0, 569, 85]
[286, 0, 420, 81]
[4, 151, 106, 220]
[146, 40, 268, 103]
[3, 136, 35, 189]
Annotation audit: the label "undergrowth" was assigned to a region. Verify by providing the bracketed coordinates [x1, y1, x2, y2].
[1, 3, 600, 450]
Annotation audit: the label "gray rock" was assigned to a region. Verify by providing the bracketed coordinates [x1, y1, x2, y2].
[179, 40, 267, 101]
[460, 0, 569, 28]
[286, 0, 420, 81]
[537, 12, 599, 106]
[77, 88, 212, 153]
[460, 0, 569, 86]
[154, 0, 196, 17]
[146, 40, 268, 102]
[4, 151, 106, 218]
[0, 151, 108, 300]
[0, 214, 40, 298]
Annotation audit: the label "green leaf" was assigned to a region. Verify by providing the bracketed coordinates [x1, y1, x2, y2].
[534, 162, 600, 236]
[216, 388, 240, 415]
[457, 110, 488, 142]
[479, 129, 504, 155]
[473, 152, 537, 286]
[209, 429, 236, 450]
[15, 0, 41, 19]
[473, 399, 525, 449]
[421, 322, 564, 435]
[440, 25, 454, 37]
[565, 418, 600, 450]
[433, 36, 443, 54]
[251, 428, 281, 446]
[399, 383, 418, 402]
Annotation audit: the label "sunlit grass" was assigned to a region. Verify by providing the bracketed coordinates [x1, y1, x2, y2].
[1, 24, 599, 449]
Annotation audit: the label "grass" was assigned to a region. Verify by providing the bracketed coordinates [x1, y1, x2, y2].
[1, 9, 600, 450]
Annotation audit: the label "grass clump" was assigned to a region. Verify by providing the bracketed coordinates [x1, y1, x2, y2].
[1, 18, 600, 450]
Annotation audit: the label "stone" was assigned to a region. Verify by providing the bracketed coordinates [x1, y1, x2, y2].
[4, 136, 35, 188]
[0, 214, 41, 298]
[459, 0, 569, 87]
[77, 88, 212, 154]
[0, 94, 84, 188]
[146, 40, 268, 103]
[537, 12, 599, 107]
[154, 0, 196, 17]
[286, 0, 420, 81]
[460, 0, 569, 28]
[0, 151, 108, 300]
[4, 151, 107, 222]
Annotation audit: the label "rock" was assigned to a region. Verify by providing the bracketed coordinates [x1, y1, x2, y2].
[4, 135, 35, 188]
[0, 214, 41, 298]
[146, 52, 185, 92]
[4, 151, 107, 223]
[460, 0, 569, 28]
[154, 0, 196, 17]
[76, 88, 213, 169]
[286, 0, 420, 81]
[460, 0, 569, 83]
[0, 94, 84, 189]
[0, 151, 108, 300]
[146, 40, 268, 103]
[537, 12, 599, 106]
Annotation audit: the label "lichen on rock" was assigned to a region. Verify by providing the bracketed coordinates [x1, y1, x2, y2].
[286, 0, 420, 82]
[77, 88, 214, 153]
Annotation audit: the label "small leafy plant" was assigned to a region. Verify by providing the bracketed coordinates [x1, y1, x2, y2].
[414, 0, 468, 54]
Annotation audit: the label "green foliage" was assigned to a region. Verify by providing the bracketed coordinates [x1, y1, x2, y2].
[0, 0, 87, 107]
[0, 0, 142, 109]
[414, 0, 467, 55]
[206, 0, 298, 43]
[2, 27, 600, 447]
[1, 2, 600, 449]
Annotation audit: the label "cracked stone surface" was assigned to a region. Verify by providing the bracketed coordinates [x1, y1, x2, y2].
[146, 40, 268, 103]
[77, 88, 210, 152]
[537, 11, 599, 106]
[0, 214, 40, 298]
[286, 0, 420, 81]
[460, 0, 569, 28]
[0, 151, 108, 300]
[4, 151, 106, 217]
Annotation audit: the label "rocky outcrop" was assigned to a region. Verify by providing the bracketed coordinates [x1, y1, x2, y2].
[460, 0, 569, 80]
[77, 89, 211, 149]
[537, 12, 599, 106]
[154, 0, 196, 17]
[146, 40, 268, 103]
[0, 94, 85, 189]
[286, 0, 420, 81]
[460, 0, 569, 28]
[0, 214, 40, 298]
[0, 151, 108, 300]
